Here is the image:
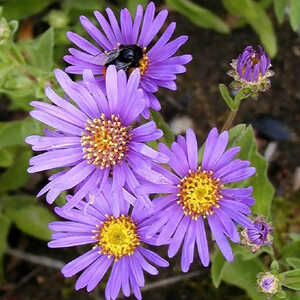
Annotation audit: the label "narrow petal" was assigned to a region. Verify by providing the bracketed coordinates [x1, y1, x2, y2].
[195, 216, 210, 267]
[62, 249, 99, 277]
[186, 128, 198, 171]
[207, 215, 233, 261]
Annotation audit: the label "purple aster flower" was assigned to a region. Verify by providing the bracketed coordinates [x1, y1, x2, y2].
[257, 272, 280, 295]
[48, 183, 169, 299]
[26, 65, 168, 209]
[241, 215, 273, 253]
[137, 128, 256, 272]
[64, 2, 192, 117]
[228, 45, 274, 93]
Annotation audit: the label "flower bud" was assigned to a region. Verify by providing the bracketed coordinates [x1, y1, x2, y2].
[257, 272, 280, 295]
[47, 10, 69, 29]
[241, 216, 273, 253]
[228, 45, 274, 95]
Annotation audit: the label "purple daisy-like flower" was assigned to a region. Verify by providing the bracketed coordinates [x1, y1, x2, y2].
[48, 183, 169, 299]
[228, 45, 274, 93]
[64, 2, 192, 117]
[241, 215, 273, 253]
[237, 45, 270, 82]
[138, 128, 256, 271]
[26, 65, 168, 209]
[257, 272, 280, 295]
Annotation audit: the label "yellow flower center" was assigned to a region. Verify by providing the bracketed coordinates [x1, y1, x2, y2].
[177, 167, 222, 220]
[129, 53, 149, 76]
[138, 54, 149, 75]
[94, 215, 140, 260]
[80, 114, 131, 169]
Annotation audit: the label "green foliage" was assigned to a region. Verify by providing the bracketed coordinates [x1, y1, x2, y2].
[151, 110, 175, 147]
[274, 0, 300, 32]
[280, 269, 300, 291]
[228, 124, 274, 218]
[290, 0, 300, 31]
[2, 195, 56, 241]
[2, 0, 55, 20]
[166, 0, 230, 34]
[211, 248, 227, 288]
[0, 148, 14, 167]
[0, 148, 32, 192]
[219, 84, 235, 111]
[282, 241, 300, 260]
[211, 249, 266, 300]
[274, 0, 289, 23]
[0, 121, 29, 148]
[5, 205, 56, 241]
[30, 28, 54, 73]
[222, 0, 277, 57]
[0, 214, 10, 280]
[1, 195, 36, 210]
[127, 0, 148, 16]
[219, 85, 250, 111]
[287, 258, 300, 269]
[62, 0, 103, 11]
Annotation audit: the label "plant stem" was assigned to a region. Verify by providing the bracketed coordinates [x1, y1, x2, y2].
[222, 107, 239, 131]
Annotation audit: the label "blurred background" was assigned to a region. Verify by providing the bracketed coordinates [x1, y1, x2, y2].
[0, 0, 299, 299]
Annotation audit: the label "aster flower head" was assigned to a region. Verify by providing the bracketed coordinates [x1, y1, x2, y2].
[228, 45, 274, 95]
[257, 272, 280, 295]
[26, 66, 168, 209]
[48, 184, 169, 299]
[138, 128, 256, 271]
[241, 215, 273, 253]
[64, 2, 192, 117]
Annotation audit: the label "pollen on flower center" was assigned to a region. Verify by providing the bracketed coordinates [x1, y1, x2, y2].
[137, 53, 149, 75]
[81, 114, 131, 169]
[94, 215, 140, 260]
[177, 167, 222, 220]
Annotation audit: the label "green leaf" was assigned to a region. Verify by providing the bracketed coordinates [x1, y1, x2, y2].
[290, 0, 300, 31]
[274, 0, 289, 24]
[222, 0, 277, 57]
[280, 269, 300, 290]
[5, 205, 56, 241]
[62, 0, 103, 11]
[219, 84, 235, 111]
[231, 243, 263, 261]
[21, 117, 44, 139]
[227, 124, 247, 148]
[233, 88, 251, 107]
[1, 195, 36, 211]
[221, 255, 265, 300]
[275, 290, 287, 299]
[0, 148, 14, 167]
[33, 28, 54, 72]
[0, 120, 27, 148]
[284, 291, 300, 300]
[0, 148, 32, 192]
[151, 110, 174, 147]
[0, 214, 11, 281]
[287, 258, 300, 269]
[166, 0, 230, 34]
[3, 0, 55, 20]
[289, 233, 300, 242]
[127, 0, 148, 16]
[282, 241, 300, 260]
[228, 125, 274, 217]
[248, 146, 274, 217]
[211, 248, 226, 288]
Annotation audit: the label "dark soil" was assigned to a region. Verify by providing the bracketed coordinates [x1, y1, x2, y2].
[1, 2, 300, 300]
